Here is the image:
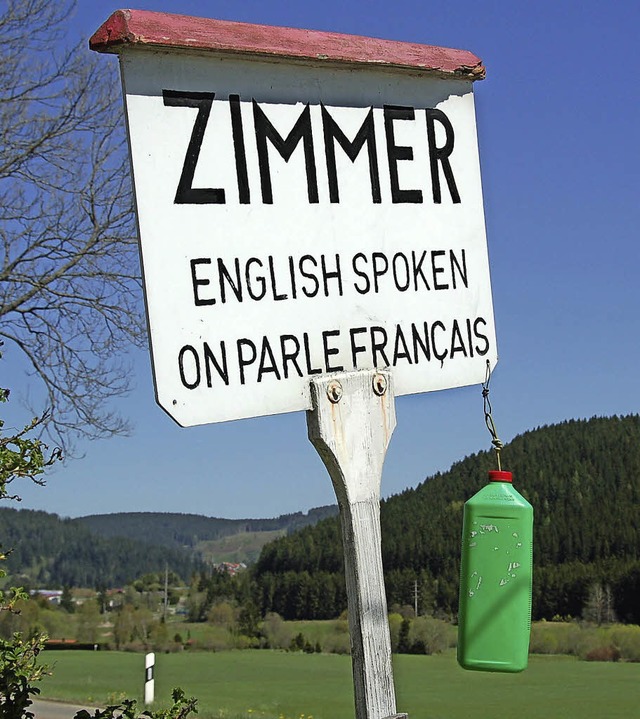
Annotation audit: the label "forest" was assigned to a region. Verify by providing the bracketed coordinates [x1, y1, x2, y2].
[2, 415, 639, 625]
[252, 414, 640, 623]
[0, 508, 205, 587]
[75, 505, 338, 549]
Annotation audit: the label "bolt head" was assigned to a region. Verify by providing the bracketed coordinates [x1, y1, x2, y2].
[327, 380, 343, 403]
[373, 374, 387, 396]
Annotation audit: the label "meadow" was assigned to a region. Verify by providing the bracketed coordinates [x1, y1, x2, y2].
[40, 649, 639, 719]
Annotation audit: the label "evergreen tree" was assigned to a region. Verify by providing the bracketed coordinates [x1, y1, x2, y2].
[59, 586, 74, 613]
[252, 415, 640, 623]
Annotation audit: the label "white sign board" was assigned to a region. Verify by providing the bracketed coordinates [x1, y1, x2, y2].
[110, 20, 497, 426]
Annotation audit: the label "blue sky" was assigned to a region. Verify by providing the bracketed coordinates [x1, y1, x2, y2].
[5, 0, 639, 519]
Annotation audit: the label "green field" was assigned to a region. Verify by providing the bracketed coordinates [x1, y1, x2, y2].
[197, 529, 286, 564]
[40, 650, 639, 719]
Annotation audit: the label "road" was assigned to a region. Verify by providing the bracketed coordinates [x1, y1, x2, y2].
[32, 700, 100, 718]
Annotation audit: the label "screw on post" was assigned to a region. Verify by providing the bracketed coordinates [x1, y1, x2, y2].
[327, 380, 343, 403]
[373, 374, 387, 396]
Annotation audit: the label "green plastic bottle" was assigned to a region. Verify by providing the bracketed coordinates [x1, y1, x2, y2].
[457, 469, 533, 672]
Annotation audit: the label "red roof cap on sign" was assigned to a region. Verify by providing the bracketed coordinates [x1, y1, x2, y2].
[89, 10, 485, 81]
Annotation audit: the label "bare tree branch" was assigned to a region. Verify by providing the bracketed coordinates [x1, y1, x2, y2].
[0, 0, 145, 453]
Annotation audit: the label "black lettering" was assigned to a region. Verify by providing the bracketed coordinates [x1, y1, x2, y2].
[392, 253, 410, 292]
[288, 256, 298, 300]
[349, 327, 368, 368]
[393, 325, 412, 364]
[322, 330, 343, 372]
[473, 317, 490, 356]
[268, 256, 288, 301]
[303, 333, 322, 375]
[229, 94, 250, 204]
[426, 108, 461, 204]
[450, 319, 468, 358]
[384, 105, 423, 204]
[352, 253, 370, 295]
[218, 257, 243, 303]
[162, 90, 225, 204]
[411, 322, 431, 362]
[431, 321, 448, 362]
[237, 339, 257, 384]
[204, 341, 229, 386]
[257, 337, 281, 381]
[253, 101, 318, 204]
[300, 255, 320, 298]
[190, 258, 215, 306]
[245, 258, 267, 300]
[372, 252, 389, 293]
[412, 251, 430, 290]
[370, 326, 390, 367]
[280, 335, 304, 379]
[178, 345, 200, 389]
[322, 105, 381, 203]
[431, 250, 449, 290]
[466, 318, 475, 358]
[450, 249, 468, 289]
[321, 254, 343, 296]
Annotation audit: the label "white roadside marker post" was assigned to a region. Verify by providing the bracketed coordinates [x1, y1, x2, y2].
[307, 370, 405, 719]
[144, 652, 155, 705]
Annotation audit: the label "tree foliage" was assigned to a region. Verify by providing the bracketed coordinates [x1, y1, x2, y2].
[0, 507, 204, 588]
[0, 368, 195, 714]
[0, 365, 58, 715]
[0, 358, 61, 502]
[253, 415, 640, 622]
[0, 0, 144, 451]
[74, 687, 197, 719]
[0, 627, 47, 719]
[76, 505, 338, 551]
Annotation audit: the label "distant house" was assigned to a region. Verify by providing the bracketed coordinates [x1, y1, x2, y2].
[216, 562, 247, 576]
[105, 588, 124, 609]
[30, 589, 63, 605]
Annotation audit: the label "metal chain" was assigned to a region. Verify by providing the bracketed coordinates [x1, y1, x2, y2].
[482, 360, 504, 470]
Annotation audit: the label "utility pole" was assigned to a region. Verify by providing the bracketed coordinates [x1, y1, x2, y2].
[163, 563, 169, 622]
[414, 580, 419, 618]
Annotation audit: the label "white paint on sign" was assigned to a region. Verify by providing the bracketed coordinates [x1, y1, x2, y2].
[120, 51, 497, 426]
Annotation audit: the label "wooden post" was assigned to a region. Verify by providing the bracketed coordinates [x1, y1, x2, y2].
[307, 370, 405, 719]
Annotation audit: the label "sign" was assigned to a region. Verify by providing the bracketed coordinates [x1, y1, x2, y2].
[92, 12, 497, 426]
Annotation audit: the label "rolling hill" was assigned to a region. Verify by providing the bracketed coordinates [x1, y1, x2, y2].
[252, 415, 640, 623]
[3, 415, 639, 625]
[0, 505, 338, 587]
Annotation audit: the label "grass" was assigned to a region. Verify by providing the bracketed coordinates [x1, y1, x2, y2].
[196, 530, 286, 564]
[39, 649, 640, 719]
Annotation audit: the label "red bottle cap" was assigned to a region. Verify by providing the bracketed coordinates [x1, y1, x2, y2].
[488, 470, 513, 483]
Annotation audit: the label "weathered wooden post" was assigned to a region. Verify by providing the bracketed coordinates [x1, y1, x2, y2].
[91, 10, 497, 719]
[308, 370, 398, 719]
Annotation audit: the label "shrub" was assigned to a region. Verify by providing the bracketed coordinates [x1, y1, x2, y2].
[289, 632, 306, 652]
[585, 645, 621, 662]
[529, 623, 560, 654]
[388, 613, 403, 652]
[529, 621, 592, 657]
[408, 616, 455, 655]
[207, 601, 238, 631]
[261, 612, 292, 650]
[529, 621, 640, 661]
[322, 633, 351, 655]
[74, 687, 197, 719]
[605, 624, 640, 662]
